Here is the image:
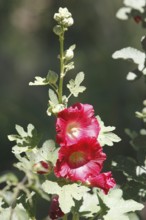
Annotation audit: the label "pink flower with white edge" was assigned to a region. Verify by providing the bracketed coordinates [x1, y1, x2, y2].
[56, 103, 100, 146]
[54, 137, 106, 182]
[87, 172, 116, 194]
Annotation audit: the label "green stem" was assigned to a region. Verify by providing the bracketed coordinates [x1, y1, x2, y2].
[72, 212, 79, 220]
[58, 30, 65, 103]
[63, 214, 68, 220]
[9, 176, 28, 220]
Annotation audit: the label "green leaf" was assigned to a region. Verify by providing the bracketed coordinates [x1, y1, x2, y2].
[125, 128, 138, 140]
[42, 180, 89, 214]
[123, 180, 146, 201]
[112, 155, 137, 177]
[46, 70, 58, 84]
[67, 72, 86, 97]
[133, 135, 146, 149]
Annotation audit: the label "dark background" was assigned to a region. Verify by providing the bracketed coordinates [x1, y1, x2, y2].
[0, 1, 146, 218]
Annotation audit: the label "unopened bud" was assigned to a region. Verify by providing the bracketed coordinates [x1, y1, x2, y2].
[54, 7, 74, 28]
[134, 15, 142, 23]
[53, 25, 63, 35]
[65, 49, 74, 60]
[47, 70, 58, 84]
[33, 161, 53, 175]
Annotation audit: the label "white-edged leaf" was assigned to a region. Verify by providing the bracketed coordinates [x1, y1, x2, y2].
[0, 204, 29, 220]
[12, 146, 29, 154]
[41, 140, 58, 165]
[126, 72, 137, 80]
[27, 124, 35, 137]
[112, 47, 145, 71]
[116, 7, 131, 20]
[15, 125, 27, 138]
[67, 72, 86, 97]
[79, 192, 100, 217]
[75, 72, 85, 85]
[29, 76, 48, 86]
[27, 140, 58, 165]
[97, 116, 121, 146]
[42, 180, 89, 214]
[128, 213, 140, 220]
[99, 188, 144, 220]
[124, 0, 145, 12]
[48, 89, 58, 105]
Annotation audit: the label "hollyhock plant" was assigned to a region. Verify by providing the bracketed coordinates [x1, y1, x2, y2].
[1, 6, 144, 220]
[56, 103, 100, 146]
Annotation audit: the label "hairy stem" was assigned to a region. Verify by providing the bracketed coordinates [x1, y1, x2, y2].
[72, 212, 79, 220]
[63, 214, 68, 220]
[58, 30, 65, 103]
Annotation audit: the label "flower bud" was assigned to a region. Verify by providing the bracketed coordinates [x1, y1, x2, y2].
[62, 17, 74, 27]
[134, 15, 142, 23]
[65, 49, 74, 60]
[53, 25, 63, 35]
[54, 7, 74, 28]
[47, 70, 58, 84]
[33, 161, 53, 175]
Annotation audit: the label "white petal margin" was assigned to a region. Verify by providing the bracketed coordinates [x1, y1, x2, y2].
[112, 47, 145, 71]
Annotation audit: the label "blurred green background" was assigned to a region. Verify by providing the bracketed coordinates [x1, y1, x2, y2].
[0, 0, 146, 197]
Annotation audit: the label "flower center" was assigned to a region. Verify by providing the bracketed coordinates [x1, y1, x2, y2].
[69, 151, 87, 168]
[66, 122, 80, 139]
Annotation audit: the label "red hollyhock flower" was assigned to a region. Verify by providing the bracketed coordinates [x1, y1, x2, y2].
[56, 103, 100, 146]
[54, 138, 106, 182]
[49, 195, 64, 220]
[87, 172, 116, 194]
